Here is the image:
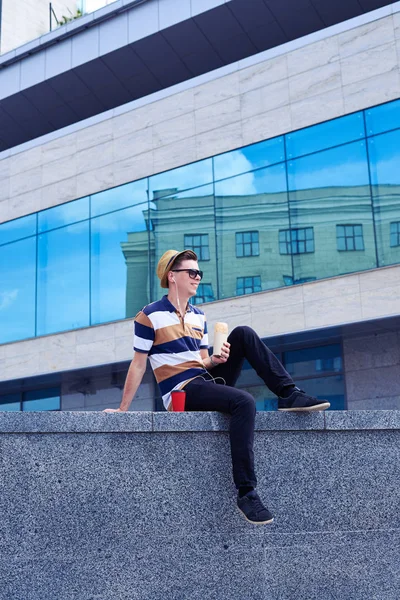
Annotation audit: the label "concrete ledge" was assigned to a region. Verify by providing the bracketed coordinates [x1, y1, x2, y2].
[1, 410, 400, 433]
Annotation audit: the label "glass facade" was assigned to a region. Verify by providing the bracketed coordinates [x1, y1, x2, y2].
[236, 343, 345, 411]
[1, 98, 400, 345]
[0, 387, 61, 411]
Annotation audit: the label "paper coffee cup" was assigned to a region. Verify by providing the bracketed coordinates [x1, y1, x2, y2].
[213, 322, 228, 357]
[171, 390, 186, 412]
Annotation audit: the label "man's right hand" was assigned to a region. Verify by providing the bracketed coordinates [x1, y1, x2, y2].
[103, 408, 125, 413]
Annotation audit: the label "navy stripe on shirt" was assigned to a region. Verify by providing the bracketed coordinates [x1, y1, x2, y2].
[150, 336, 202, 355]
[158, 367, 207, 396]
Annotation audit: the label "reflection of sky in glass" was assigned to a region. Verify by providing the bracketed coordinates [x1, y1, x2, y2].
[38, 197, 89, 233]
[83, 0, 116, 13]
[365, 99, 400, 136]
[0, 394, 20, 411]
[91, 203, 148, 324]
[149, 159, 213, 200]
[91, 179, 148, 217]
[37, 222, 90, 335]
[286, 113, 364, 159]
[0, 237, 36, 344]
[215, 163, 287, 196]
[23, 387, 60, 411]
[288, 142, 369, 191]
[368, 131, 400, 186]
[214, 137, 284, 181]
[0, 213, 37, 245]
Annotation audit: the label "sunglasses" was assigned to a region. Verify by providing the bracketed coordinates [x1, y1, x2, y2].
[171, 269, 203, 280]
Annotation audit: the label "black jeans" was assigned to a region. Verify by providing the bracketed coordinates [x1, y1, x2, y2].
[184, 326, 294, 489]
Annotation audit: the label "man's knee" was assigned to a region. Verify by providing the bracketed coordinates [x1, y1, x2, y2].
[229, 325, 256, 342]
[233, 390, 256, 413]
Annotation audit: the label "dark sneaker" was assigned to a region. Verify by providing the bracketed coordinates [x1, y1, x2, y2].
[278, 387, 330, 412]
[237, 490, 274, 525]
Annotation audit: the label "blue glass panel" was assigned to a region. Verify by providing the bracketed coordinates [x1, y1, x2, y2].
[286, 112, 364, 159]
[149, 159, 213, 201]
[284, 344, 342, 378]
[0, 213, 36, 245]
[288, 141, 375, 281]
[38, 197, 89, 233]
[91, 179, 148, 218]
[22, 387, 60, 411]
[215, 163, 290, 297]
[0, 393, 21, 411]
[0, 237, 36, 344]
[213, 137, 284, 181]
[365, 98, 400, 136]
[150, 184, 216, 302]
[91, 202, 149, 324]
[294, 375, 345, 410]
[368, 131, 400, 267]
[37, 222, 89, 335]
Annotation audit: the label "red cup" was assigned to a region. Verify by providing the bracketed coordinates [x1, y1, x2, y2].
[171, 390, 186, 412]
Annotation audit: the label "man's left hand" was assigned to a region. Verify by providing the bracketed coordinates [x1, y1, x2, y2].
[211, 341, 230, 364]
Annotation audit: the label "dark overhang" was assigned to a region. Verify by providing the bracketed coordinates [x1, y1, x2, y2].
[0, 0, 397, 152]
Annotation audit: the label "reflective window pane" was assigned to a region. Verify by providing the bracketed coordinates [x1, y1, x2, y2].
[149, 159, 213, 201]
[0, 237, 36, 344]
[284, 344, 342, 378]
[286, 112, 364, 159]
[213, 137, 284, 181]
[0, 393, 21, 411]
[91, 179, 148, 218]
[38, 197, 89, 233]
[365, 98, 400, 136]
[216, 164, 290, 297]
[288, 141, 375, 282]
[368, 131, 400, 267]
[22, 387, 60, 411]
[150, 184, 216, 301]
[0, 213, 36, 245]
[37, 222, 90, 335]
[91, 203, 149, 324]
[293, 375, 345, 410]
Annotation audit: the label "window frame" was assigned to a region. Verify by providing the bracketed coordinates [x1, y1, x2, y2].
[235, 231, 260, 258]
[184, 233, 210, 261]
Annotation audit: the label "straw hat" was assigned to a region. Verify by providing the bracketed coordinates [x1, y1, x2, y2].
[157, 249, 192, 289]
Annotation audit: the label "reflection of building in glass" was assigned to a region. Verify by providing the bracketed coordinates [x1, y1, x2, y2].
[122, 184, 400, 317]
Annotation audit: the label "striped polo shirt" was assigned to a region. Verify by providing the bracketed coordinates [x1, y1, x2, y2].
[133, 295, 208, 409]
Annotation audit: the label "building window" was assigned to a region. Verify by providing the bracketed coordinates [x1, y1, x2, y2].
[283, 275, 317, 286]
[236, 276, 262, 296]
[0, 387, 61, 412]
[191, 283, 214, 305]
[390, 222, 400, 247]
[236, 231, 259, 257]
[184, 234, 210, 261]
[279, 228, 314, 254]
[336, 225, 364, 251]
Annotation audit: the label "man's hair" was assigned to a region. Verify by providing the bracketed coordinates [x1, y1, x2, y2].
[167, 250, 198, 287]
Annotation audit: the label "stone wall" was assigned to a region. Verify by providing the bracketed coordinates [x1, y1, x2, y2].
[0, 0, 78, 55]
[344, 330, 400, 409]
[1, 10, 400, 223]
[0, 410, 398, 599]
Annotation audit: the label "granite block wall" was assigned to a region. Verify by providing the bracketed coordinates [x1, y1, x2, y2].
[0, 410, 398, 599]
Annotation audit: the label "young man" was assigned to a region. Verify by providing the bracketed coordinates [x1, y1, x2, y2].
[104, 249, 330, 525]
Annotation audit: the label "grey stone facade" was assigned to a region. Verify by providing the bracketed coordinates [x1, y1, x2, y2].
[0, 410, 398, 599]
[344, 330, 400, 409]
[0, 0, 78, 54]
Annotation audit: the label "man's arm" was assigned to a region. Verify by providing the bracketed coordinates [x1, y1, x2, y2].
[103, 351, 148, 412]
